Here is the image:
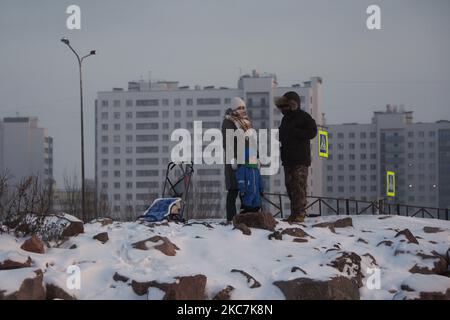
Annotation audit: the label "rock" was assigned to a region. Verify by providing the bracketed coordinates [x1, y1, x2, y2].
[20, 235, 45, 254]
[230, 269, 261, 288]
[291, 266, 307, 274]
[233, 212, 277, 231]
[312, 217, 353, 233]
[93, 232, 109, 244]
[45, 283, 76, 300]
[99, 218, 114, 226]
[69, 244, 77, 249]
[132, 236, 180, 256]
[395, 229, 419, 244]
[0, 269, 46, 300]
[274, 276, 360, 300]
[327, 251, 362, 287]
[233, 223, 251, 236]
[281, 228, 311, 238]
[409, 252, 448, 275]
[423, 226, 444, 233]
[377, 240, 393, 247]
[6, 213, 84, 241]
[113, 272, 130, 283]
[362, 253, 378, 266]
[378, 216, 394, 220]
[400, 274, 450, 300]
[213, 285, 234, 300]
[132, 275, 207, 299]
[293, 238, 308, 243]
[0, 253, 32, 270]
[357, 238, 369, 244]
[418, 289, 450, 300]
[268, 231, 282, 240]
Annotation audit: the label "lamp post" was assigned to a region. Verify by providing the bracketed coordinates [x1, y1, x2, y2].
[61, 37, 96, 222]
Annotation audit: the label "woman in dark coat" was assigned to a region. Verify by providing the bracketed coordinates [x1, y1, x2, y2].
[221, 97, 253, 223]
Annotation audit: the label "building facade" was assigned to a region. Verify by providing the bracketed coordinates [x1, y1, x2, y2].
[0, 117, 53, 186]
[95, 72, 325, 219]
[324, 105, 450, 212]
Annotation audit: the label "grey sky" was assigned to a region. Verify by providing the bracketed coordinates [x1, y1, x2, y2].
[0, 0, 449, 186]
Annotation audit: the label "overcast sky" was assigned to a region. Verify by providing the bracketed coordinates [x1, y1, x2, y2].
[1, 0, 449, 186]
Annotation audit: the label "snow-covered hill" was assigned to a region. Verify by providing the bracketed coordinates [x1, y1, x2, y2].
[1, 214, 449, 300]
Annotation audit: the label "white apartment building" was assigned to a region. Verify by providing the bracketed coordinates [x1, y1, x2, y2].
[0, 117, 53, 186]
[325, 105, 450, 212]
[95, 72, 325, 219]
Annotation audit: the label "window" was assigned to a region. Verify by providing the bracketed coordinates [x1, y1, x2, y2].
[126, 159, 132, 165]
[136, 123, 159, 130]
[136, 181, 159, 188]
[114, 124, 120, 131]
[327, 176, 333, 182]
[136, 99, 159, 106]
[114, 171, 120, 177]
[370, 153, 376, 160]
[102, 124, 108, 130]
[370, 132, 377, 139]
[126, 135, 133, 142]
[136, 146, 159, 153]
[350, 175, 356, 182]
[114, 100, 120, 107]
[102, 136, 108, 143]
[126, 182, 133, 189]
[114, 147, 120, 154]
[327, 165, 333, 171]
[126, 194, 133, 201]
[126, 170, 132, 177]
[136, 111, 159, 118]
[361, 154, 367, 160]
[126, 112, 133, 119]
[163, 123, 169, 129]
[338, 133, 344, 139]
[136, 170, 159, 177]
[349, 164, 355, 171]
[114, 182, 120, 189]
[360, 132, 366, 139]
[197, 169, 221, 175]
[360, 164, 367, 170]
[327, 186, 333, 192]
[187, 110, 193, 117]
[136, 158, 159, 165]
[174, 110, 181, 118]
[408, 131, 414, 138]
[360, 143, 366, 149]
[370, 143, 376, 149]
[361, 175, 367, 181]
[114, 135, 120, 143]
[370, 164, 377, 170]
[101, 112, 108, 120]
[349, 132, 355, 138]
[338, 186, 344, 193]
[186, 98, 193, 105]
[174, 99, 181, 106]
[338, 154, 344, 160]
[338, 176, 344, 181]
[162, 99, 169, 106]
[102, 159, 108, 166]
[419, 131, 424, 138]
[429, 131, 435, 137]
[126, 100, 133, 107]
[136, 135, 159, 142]
[102, 100, 109, 107]
[126, 123, 132, 130]
[101, 182, 108, 189]
[102, 171, 108, 177]
[349, 154, 355, 160]
[102, 147, 108, 154]
[162, 111, 169, 118]
[197, 98, 221, 105]
[114, 194, 120, 201]
[114, 112, 120, 119]
[114, 159, 120, 166]
[197, 110, 221, 117]
[126, 146, 132, 153]
[338, 164, 344, 170]
[349, 143, 355, 149]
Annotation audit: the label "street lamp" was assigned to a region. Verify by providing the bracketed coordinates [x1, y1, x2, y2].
[61, 37, 96, 222]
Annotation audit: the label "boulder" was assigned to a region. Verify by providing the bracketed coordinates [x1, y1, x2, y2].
[93, 232, 109, 244]
[274, 276, 360, 300]
[268, 231, 282, 240]
[327, 251, 362, 287]
[0, 269, 45, 300]
[132, 274, 207, 300]
[20, 235, 45, 254]
[132, 236, 180, 256]
[423, 226, 444, 234]
[312, 217, 353, 233]
[213, 285, 234, 300]
[395, 229, 419, 244]
[230, 269, 261, 289]
[233, 212, 277, 231]
[409, 252, 448, 275]
[0, 252, 32, 270]
[281, 228, 311, 238]
[113, 272, 130, 283]
[45, 283, 76, 300]
[6, 213, 84, 241]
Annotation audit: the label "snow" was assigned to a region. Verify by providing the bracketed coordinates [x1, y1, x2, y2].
[0, 268, 36, 295]
[0, 214, 449, 300]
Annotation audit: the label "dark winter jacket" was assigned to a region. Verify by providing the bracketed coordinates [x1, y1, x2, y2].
[222, 118, 239, 190]
[279, 109, 318, 167]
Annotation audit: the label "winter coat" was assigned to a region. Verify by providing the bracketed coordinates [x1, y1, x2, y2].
[236, 165, 263, 210]
[222, 118, 239, 190]
[279, 109, 318, 167]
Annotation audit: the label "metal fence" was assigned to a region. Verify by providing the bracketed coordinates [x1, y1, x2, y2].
[262, 192, 450, 221]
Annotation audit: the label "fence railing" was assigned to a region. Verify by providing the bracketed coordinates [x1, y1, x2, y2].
[261, 192, 449, 221]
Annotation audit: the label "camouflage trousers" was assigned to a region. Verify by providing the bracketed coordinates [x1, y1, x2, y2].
[284, 164, 308, 216]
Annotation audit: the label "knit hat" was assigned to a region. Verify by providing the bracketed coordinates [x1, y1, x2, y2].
[230, 97, 246, 110]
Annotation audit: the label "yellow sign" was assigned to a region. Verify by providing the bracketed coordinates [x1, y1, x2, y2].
[386, 171, 395, 197]
[318, 130, 328, 158]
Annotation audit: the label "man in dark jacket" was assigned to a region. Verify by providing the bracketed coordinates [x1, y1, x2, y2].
[276, 91, 317, 222]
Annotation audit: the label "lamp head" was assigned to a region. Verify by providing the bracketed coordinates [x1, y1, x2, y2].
[60, 37, 70, 45]
[90, 50, 96, 55]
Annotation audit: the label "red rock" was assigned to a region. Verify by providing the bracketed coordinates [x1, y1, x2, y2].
[132, 275, 207, 299]
[93, 232, 109, 244]
[45, 283, 76, 300]
[233, 212, 277, 231]
[213, 286, 234, 300]
[20, 235, 45, 254]
[132, 236, 179, 256]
